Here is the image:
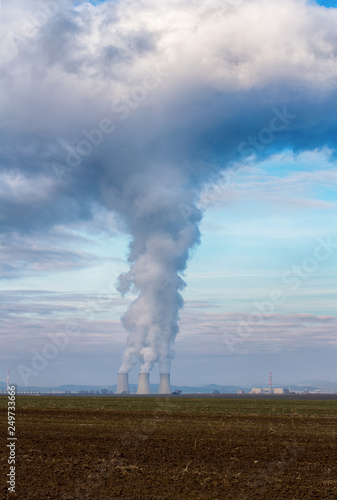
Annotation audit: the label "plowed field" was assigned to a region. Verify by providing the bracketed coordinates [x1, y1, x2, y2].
[1, 396, 337, 499]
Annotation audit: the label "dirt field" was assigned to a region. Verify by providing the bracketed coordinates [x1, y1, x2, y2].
[1, 396, 337, 499]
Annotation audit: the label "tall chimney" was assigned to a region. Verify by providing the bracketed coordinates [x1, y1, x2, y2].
[158, 373, 171, 394]
[137, 373, 150, 394]
[116, 373, 129, 394]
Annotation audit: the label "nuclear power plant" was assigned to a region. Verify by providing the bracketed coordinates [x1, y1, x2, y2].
[116, 373, 130, 394]
[116, 371, 172, 394]
[158, 373, 171, 394]
[137, 373, 151, 394]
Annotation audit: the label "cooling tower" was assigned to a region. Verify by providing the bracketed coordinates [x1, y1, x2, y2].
[137, 373, 151, 394]
[116, 373, 130, 394]
[158, 373, 171, 394]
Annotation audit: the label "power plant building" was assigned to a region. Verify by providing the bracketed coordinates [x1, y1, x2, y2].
[158, 373, 171, 394]
[116, 373, 130, 394]
[137, 373, 151, 394]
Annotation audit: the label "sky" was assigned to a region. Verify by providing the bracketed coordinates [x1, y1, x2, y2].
[0, 0, 337, 389]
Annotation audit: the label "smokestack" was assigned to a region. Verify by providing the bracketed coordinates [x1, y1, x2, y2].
[158, 373, 171, 394]
[116, 373, 129, 394]
[137, 373, 150, 394]
[269, 371, 272, 393]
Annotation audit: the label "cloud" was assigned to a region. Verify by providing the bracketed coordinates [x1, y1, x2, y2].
[0, 228, 123, 280]
[200, 149, 337, 211]
[2, 291, 336, 361]
[178, 306, 337, 354]
[0, 289, 130, 358]
[0, 0, 337, 237]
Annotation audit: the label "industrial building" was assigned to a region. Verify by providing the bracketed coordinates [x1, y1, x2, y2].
[249, 387, 289, 395]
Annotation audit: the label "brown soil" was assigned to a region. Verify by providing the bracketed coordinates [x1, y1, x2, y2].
[1, 407, 337, 499]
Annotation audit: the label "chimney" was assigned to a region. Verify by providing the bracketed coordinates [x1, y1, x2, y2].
[137, 373, 151, 394]
[116, 373, 130, 394]
[158, 373, 171, 394]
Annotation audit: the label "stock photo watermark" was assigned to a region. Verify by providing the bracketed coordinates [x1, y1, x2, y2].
[17, 262, 126, 386]
[52, 64, 170, 181]
[4, 1, 59, 56]
[224, 233, 337, 352]
[238, 106, 297, 156]
[17, 325, 80, 385]
[7, 385, 17, 494]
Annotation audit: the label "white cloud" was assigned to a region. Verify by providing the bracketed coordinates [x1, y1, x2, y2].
[178, 307, 337, 354]
[200, 149, 337, 212]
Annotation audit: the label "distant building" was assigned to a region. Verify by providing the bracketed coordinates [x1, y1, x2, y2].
[250, 388, 262, 394]
[273, 388, 289, 394]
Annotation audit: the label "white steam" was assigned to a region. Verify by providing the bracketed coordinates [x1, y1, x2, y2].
[117, 183, 201, 373]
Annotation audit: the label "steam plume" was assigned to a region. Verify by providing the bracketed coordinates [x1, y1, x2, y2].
[117, 182, 202, 374]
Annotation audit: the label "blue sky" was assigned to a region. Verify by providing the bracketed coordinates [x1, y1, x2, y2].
[315, 1, 337, 6]
[1, 0, 337, 389]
